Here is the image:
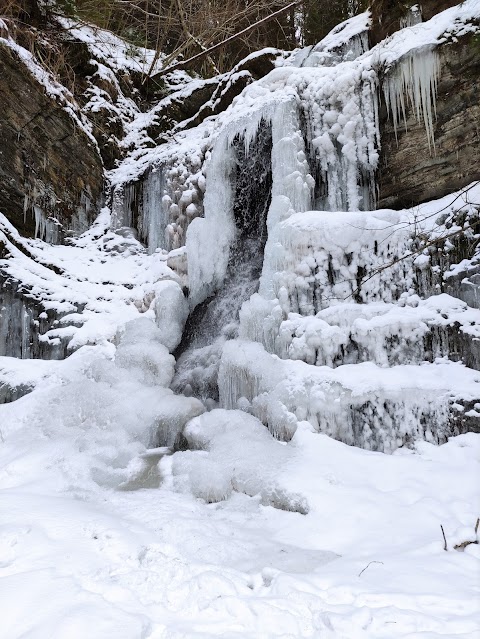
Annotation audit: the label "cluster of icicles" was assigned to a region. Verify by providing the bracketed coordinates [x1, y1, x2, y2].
[383, 49, 441, 152]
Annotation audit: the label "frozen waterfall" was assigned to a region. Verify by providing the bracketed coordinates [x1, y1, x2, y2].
[171, 122, 273, 403]
[2, 8, 478, 456]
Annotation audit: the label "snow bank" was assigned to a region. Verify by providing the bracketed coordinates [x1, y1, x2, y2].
[0, 210, 182, 355]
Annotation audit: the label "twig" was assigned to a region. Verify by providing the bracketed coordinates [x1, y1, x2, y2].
[358, 560, 384, 577]
[440, 524, 447, 551]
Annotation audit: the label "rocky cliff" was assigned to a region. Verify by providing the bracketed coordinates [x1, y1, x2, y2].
[377, 30, 480, 209]
[0, 40, 104, 240]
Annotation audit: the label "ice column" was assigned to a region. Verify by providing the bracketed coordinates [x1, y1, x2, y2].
[258, 97, 314, 302]
[185, 130, 237, 309]
[301, 62, 380, 211]
[140, 167, 169, 253]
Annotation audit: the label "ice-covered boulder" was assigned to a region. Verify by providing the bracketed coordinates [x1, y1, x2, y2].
[165, 409, 308, 512]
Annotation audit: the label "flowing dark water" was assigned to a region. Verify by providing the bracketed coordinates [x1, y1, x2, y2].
[171, 237, 264, 403]
[171, 123, 273, 404]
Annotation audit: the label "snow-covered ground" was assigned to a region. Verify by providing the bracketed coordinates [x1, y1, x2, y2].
[1, 391, 479, 637]
[1, 339, 479, 637]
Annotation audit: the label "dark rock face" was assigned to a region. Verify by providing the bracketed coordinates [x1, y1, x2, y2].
[419, 0, 463, 21]
[377, 36, 480, 209]
[0, 41, 104, 240]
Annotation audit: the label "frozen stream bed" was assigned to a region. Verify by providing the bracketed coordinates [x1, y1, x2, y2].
[1, 437, 479, 638]
[1, 423, 479, 638]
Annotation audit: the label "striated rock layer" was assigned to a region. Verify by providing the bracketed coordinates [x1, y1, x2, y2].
[378, 35, 480, 209]
[0, 41, 104, 240]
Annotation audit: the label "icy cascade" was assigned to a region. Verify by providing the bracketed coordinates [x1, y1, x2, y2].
[111, 158, 205, 255]
[299, 63, 379, 211]
[184, 101, 294, 310]
[219, 340, 479, 450]
[213, 9, 480, 452]
[383, 48, 440, 151]
[172, 123, 273, 402]
[184, 63, 380, 313]
[171, 238, 265, 402]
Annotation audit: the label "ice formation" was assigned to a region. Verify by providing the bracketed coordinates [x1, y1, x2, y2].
[139, 167, 168, 252]
[383, 48, 440, 151]
[218, 339, 480, 450]
[111, 157, 205, 255]
[167, 409, 308, 512]
[153, 280, 189, 352]
[185, 130, 238, 309]
[400, 3, 423, 29]
[1, 4, 480, 636]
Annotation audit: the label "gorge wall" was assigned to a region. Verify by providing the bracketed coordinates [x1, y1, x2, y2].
[0, 40, 104, 240]
[377, 33, 480, 209]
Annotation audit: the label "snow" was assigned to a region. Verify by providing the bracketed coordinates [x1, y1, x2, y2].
[0, 210, 183, 354]
[1, 367, 479, 636]
[56, 17, 167, 77]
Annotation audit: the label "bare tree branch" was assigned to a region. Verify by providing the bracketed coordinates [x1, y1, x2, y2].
[150, 0, 304, 80]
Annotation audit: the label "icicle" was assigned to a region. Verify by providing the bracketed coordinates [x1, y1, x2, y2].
[383, 48, 440, 152]
[34, 205, 45, 240]
[21, 306, 30, 359]
[140, 167, 169, 253]
[111, 182, 136, 230]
